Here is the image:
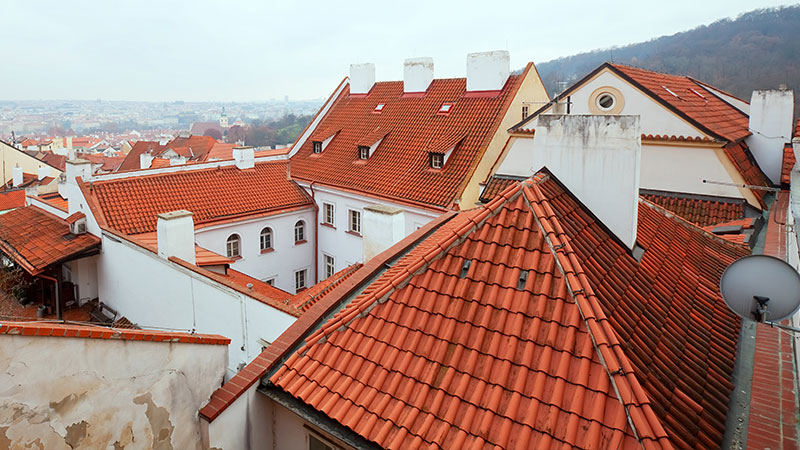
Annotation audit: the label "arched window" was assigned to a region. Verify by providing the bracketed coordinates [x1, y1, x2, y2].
[294, 220, 306, 243]
[260, 227, 273, 251]
[226, 234, 241, 258]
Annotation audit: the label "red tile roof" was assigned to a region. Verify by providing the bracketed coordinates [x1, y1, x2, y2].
[290, 69, 528, 209]
[640, 191, 747, 227]
[782, 143, 796, 186]
[85, 161, 312, 235]
[224, 269, 292, 302]
[0, 321, 229, 345]
[205, 142, 236, 160]
[610, 64, 751, 142]
[701, 217, 760, 247]
[36, 192, 68, 212]
[118, 135, 218, 172]
[40, 152, 67, 171]
[0, 206, 100, 275]
[78, 153, 126, 172]
[478, 174, 525, 203]
[722, 142, 770, 206]
[131, 232, 235, 267]
[287, 263, 362, 312]
[0, 190, 26, 211]
[271, 175, 677, 449]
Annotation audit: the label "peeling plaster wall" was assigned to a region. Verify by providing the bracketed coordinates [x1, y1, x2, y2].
[0, 335, 227, 449]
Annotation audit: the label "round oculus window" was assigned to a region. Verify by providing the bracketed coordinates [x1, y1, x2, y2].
[597, 93, 615, 110]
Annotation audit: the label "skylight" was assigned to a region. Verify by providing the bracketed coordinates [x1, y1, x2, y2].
[438, 102, 454, 115]
[689, 88, 706, 100]
[662, 86, 680, 98]
[373, 103, 385, 113]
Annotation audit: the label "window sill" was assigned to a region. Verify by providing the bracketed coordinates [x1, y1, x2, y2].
[294, 239, 308, 245]
[345, 230, 362, 238]
[320, 223, 336, 230]
[229, 255, 242, 261]
[260, 248, 274, 254]
[295, 287, 307, 293]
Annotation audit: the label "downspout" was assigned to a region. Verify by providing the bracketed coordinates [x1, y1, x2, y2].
[38, 272, 62, 320]
[309, 181, 319, 284]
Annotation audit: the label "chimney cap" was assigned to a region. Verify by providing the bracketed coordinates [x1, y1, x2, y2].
[157, 210, 194, 220]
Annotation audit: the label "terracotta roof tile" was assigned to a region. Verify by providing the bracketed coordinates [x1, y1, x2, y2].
[118, 135, 218, 171]
[288, 264, 363, 312]
[87, 161, 312, 234]
[269, 175, 677, 450]
[611, 64, 751, 142]
[291, 73, 525, 209]
[782, 143, 796, 186]
[722, 142, 770, 206]
[40, 153, 67, 171]
[224, 269, 292, 302]
[0, 206, 100, 275]
[478, 175, 526, 203]
[37, 192, 68, 212]
[0, 321, 229, 345]
[0, 190, 26, 211]
[640, 191, 747, 227]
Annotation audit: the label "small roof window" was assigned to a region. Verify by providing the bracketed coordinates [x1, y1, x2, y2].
[662, 85, 680, 98]
[373, 104, 385, 113]
[438, 102, 454, 115]
[689, 88, 706, 100]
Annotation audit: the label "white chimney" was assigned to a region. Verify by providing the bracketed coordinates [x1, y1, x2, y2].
[169, 155, 187, 166]
[403, 57, 434, 93]
[37, 166, 51, 181]
[233, 146, 255, 170]
[349, 63, 376, 95]
[746, 89, 794, 185]
[363, 205, 405, 261]
[466, 50, 510, 92]
[140, 151, 153, 169]
[12, 166, 23, 187]
[65, 159, 92, 185]
[496, 114, 641, 250]
[157, 210, 196, 265]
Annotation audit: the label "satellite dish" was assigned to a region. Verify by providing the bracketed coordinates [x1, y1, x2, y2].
[720, 255, 800, 322]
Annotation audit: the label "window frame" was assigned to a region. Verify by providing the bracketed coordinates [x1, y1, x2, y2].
[324, 254, 335, 279]
[312, 141, 322, 154]
[522, 104, 529, 120]
[294, 220, 306, 243]
[322, 202, 335, 226]
[295, 268, 307, 291]
[429, 152, 444, 169]
[226, 234, 241, 258]
[357, 145, 370, 160]
[259, 227, 273, 252]
[348, 209, 362, 235]
[308, 431, 337, 450]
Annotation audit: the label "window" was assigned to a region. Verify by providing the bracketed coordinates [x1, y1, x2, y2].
[596, 93, 615, 110]
[294, 220, 306, 243]
[295, 269, 307, 291]
[522, 105, 529, 120]
[226, 234, 241, 258]
[429, 152, 444, 169]
[323, 203, 335, 226]
[324, 255, 335, 279]
[438, 102, 454, 115]
[312, 141, 322, 154]
[264, 278, 275, 286]
[358, 146, 370, 160]
[260, 227, 273, 251]
[348, 209, 361, 235]
[373, 103, 385, 113]
[309, 434, 336, 450]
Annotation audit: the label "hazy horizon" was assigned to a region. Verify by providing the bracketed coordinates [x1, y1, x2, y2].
[1, 0, 792, 102]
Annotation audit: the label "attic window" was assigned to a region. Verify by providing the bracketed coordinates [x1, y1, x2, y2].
[438, 102, 454, 115]
[429, 152, 444, 169]
[662, 86, 680, 98]
[312, 141, 322, 154]
[373, 103, 385, 113]
[596, 93, 615, 110]
[358, 146, 370, 160]
[522, 105, 529, 120]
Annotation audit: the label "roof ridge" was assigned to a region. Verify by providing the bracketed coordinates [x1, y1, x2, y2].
[521, 180, 672, 449]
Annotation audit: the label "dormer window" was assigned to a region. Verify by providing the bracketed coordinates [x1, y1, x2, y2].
[429, 152, 444, 169]
[373, 104, 385, 113]
[438, 102, 454, 115]
[312, 141, 322, 154]
[358, 146, 370, 160]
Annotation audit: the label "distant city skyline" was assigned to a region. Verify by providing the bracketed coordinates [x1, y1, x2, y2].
[1, 0, 792, 102]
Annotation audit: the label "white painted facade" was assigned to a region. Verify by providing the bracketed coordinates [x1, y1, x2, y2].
[298, 182, 440, 280]
[0, 333, 227, 449]
[497, 115, 641, 249]
[96, 232, 296, 377]
[640, 144, 742, 198]
[195, 208, 316, 294]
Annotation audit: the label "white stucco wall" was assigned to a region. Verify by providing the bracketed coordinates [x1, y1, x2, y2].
[97, 234, 296, 376]
[0, 334, 227, 449]
[746, 89, 795, 185]
[556, 69, 706, 139]
[195, 209, 316, 294]
[298, 183, 439, 280]
[497, 115, 641, 249]
[63, 255, 99, 305]
[640, 143, 743, 198]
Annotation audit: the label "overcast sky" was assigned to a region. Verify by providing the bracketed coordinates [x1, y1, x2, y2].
[1, 0, 792, 102]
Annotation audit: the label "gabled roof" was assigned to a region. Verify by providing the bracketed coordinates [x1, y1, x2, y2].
[512, 63, 751, 144]
[0, 206, 100, 275]
[117, 135, 218, 172]
[269, 174, 676, 449]
[85, 161, 312, 235]
[290, 69, 529, 209]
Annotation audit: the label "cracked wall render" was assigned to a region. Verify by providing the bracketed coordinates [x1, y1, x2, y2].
[0, 334, 226, 449]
